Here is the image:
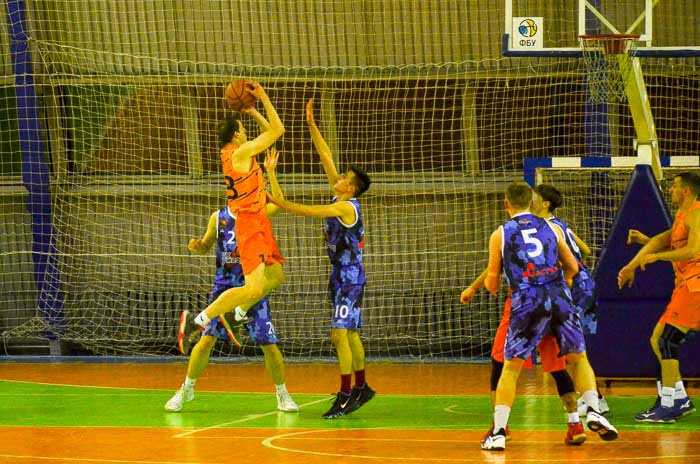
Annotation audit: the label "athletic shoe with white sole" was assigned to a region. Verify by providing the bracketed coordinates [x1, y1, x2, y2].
[165, 384, 194, 412]
[586, 408, 618, 441]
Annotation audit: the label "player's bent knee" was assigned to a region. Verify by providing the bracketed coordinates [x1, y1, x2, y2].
[658, 324, 686, 360]
[550, 369, 576, 396]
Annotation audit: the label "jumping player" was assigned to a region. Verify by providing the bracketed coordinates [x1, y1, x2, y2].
[179, 81, 286, 353]
[167, 149, 298, 413]
[619, 172, 700, 422]
[267, 98, 373, 419]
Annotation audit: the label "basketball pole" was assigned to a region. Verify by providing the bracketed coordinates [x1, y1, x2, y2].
[622, 54, 662, 182]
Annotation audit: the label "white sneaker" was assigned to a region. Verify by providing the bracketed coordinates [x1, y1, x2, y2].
[586, 409, 618, 441]
[277, 391, 299, 412]
[578, 395, 610, 416]
[480, 428, 506, 451]
[165, 385, 194, 412]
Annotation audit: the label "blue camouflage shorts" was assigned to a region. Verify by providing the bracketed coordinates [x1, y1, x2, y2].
[203, 286, 278, 345]
[329, 283, 364, 330]
[505, 281, 586, 361]
[572, 274, 598, 335]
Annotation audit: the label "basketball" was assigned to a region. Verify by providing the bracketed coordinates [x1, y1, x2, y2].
[225, 79, 256, 111]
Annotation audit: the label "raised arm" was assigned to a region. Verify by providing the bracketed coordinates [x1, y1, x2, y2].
[234, 81, 285, 160]
[306, 98, 340, 188]
[264, 147, 283, 217]
[460, 268, 488, 304]
[188, 211, 218, 255]
[242, 106, 271, 132]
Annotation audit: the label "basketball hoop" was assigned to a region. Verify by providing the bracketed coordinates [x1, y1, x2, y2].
[579, 34, 639, 103]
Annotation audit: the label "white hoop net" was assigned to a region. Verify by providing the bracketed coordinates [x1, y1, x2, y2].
[579, 34, 639, 103]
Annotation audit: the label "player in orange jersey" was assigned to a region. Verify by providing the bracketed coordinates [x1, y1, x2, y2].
[178, 81, 286, 354]
[619, 172, 700, 423]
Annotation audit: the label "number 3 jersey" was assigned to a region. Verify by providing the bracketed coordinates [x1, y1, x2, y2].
[324, 197, 366, 287]
[214, 206, 245, 288]
[501, 212, 563, 292]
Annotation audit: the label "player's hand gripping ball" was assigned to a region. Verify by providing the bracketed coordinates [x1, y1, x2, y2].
[225, 79, 256, 111]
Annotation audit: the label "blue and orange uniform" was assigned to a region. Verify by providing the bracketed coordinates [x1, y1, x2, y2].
[204, 206, 278, 346]
[220, 144, 284, 275]
[500, 213, 585, 361]
[325, 197, 365, 329]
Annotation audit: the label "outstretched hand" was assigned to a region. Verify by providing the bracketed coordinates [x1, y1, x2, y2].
[248, 80, 265, 99]
[627, 229, 649, 245]
[459, 287, 477, 304]
[617, 264, 636, 289]
[188, 238, 206, 254]
[264, 146, 280, 171]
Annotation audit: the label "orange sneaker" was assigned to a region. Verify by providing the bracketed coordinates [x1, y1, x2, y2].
[565, 421, 586, 446]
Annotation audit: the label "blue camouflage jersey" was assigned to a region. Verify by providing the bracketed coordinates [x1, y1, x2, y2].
[214, 206, 245, 288]
[501, 212, 563, 292]
[548, 216, 598, 334]
[324, 197, 365, 287]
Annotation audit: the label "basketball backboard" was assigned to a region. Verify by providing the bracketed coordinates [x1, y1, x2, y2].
[503, 0, 700, 57]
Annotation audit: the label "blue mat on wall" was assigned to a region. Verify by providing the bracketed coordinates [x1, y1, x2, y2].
[589, 165, 699, 377]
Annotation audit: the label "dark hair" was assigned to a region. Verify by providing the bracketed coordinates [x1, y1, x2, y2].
[349, 165, 371, 197]
[534, 184, 563, 212]
[674, 172, 700, 197]
[506, 181, 532, 208]
[217, 116, 241, 148]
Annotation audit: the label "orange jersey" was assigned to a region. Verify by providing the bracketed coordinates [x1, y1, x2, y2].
[220, 144, 266, 215]
[670, 201, 700, 284]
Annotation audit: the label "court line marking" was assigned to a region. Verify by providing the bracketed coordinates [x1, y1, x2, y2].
[0, 455, 209, 464]
[261, 428, 700, 462]
[172, 396, 330, 438]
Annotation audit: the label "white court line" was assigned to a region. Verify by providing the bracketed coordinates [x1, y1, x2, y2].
[172, 396, 330, 438]
[0, 455, 210, 464]
[261, 429, 700, 462]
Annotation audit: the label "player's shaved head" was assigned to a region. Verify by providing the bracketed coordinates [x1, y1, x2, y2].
[506, 181, 533, 208]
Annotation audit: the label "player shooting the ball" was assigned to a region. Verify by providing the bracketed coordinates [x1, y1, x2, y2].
[178, 80, 287, 355]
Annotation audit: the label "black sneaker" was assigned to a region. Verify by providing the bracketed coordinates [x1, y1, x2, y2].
[347, 384, 376, 413]
[177, 310, 201, 355]
[322, 392, 354, 419]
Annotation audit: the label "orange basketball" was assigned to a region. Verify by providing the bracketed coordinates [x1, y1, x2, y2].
[225, 79, 256, 111]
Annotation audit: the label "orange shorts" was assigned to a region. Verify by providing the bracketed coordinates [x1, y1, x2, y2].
[234, 210, 285, 275]
[491, 297, 533, 369]
[659, 282, 700, 330]
[536, 336, 567, 373]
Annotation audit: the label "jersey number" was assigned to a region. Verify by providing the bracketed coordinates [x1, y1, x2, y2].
[521, 228, 543, 258]
[334, 304, 349, 319]
[224, 175, 239, 201]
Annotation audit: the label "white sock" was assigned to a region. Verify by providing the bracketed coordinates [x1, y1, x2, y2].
[234, 306, 247, 322]
[657, 380, 663, 397]
[567, 412, 579, 424]
[674, 380, 688, 400]
[184, 376, 196, 389]
[194, 312, 210, 327]
[275, 383, 288, 395]
[661, 386, 674, 407]
[494, 405, 511, 432]
[582, 390, 600, 412]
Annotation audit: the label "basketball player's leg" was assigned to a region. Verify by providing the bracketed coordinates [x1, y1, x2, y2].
[166, 335, 216, 411]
